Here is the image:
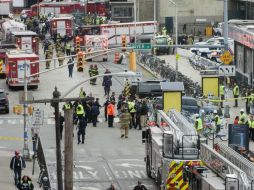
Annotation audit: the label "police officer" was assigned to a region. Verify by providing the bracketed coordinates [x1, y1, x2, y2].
[76, 102, 85, 120]
[88, 65, 94, 85]
[219, 83, 225, 108]
[77, 117, 87, 144]
[239, 109, 246, 125]
[213, 110, 221, 134]
[248, 115, 254, 141]
[65, 42, 71, 56]
[233, 83, 239, 107]
[194, 114, 203, 135]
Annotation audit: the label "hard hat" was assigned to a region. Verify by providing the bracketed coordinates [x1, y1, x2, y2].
[195, 114, 199, 118]
[15, 150, 20, 155]
[240, 109, 244, 112]
[213, 110, 217, 114]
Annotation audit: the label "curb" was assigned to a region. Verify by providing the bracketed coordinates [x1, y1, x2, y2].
[136, 61, 158, 79]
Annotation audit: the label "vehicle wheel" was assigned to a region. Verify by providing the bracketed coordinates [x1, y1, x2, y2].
[103, 58, 108, 62]
[156, 171, 162, 190]
[146, 156, 152, 178]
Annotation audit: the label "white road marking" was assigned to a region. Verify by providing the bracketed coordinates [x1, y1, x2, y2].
[75, 165, 94, 170]
[116, 163, 144, 168]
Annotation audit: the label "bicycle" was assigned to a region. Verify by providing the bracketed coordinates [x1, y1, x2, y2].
[202, 121, 228, 141]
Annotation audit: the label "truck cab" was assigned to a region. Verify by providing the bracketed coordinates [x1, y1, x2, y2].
[152, 35, 172, 55]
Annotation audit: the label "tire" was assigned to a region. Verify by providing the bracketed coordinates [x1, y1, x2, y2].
[146, 156, 152, 178]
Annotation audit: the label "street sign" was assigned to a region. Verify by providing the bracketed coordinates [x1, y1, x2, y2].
[130, 43, 151, 50]
[220, 51, 233, 65]
[218, 65, 235, 76]
[32, 110, 44, 125]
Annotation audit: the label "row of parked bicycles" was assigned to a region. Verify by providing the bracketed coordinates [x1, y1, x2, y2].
[138, 53, 201, 97]
[188, 53, 220, 71]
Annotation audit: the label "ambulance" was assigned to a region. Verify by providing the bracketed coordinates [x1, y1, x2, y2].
[5, 50, 39, 89]
[50, 15, 73, 38]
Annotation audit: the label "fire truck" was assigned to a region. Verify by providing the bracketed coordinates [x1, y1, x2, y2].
[4, 31, 39, 54]
[31, 1, 108, 17]
[50, 15, 73, 38]
[5, 50, 39, 89]
[80, 35, 108, 62]
[143, 109, 251, 190]
[1, 20, 26, 41]
[77, 21, 157, 45]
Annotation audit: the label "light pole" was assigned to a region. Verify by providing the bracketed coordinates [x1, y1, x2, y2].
[223, 0, 228, 51]
[154, 0, 157, 36]
[134, 0, 137, 43]
[169, 0, 178, 80]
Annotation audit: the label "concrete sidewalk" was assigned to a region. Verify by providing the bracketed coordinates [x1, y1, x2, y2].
[0, 149, 41, 190]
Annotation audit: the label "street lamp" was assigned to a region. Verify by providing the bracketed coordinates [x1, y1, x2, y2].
[134, 0, 137, 43]
[168, 0, 178, 80]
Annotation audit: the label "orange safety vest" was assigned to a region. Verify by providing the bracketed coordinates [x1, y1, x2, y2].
[107, 103, 115, 116]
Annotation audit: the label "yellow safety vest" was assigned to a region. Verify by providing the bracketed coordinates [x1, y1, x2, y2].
[239, 113, 246, 124]
[128, 102, 136, 113]
[250, 94, 254, 104]
[76, 104, 84, 115]
[248, 120, 254, 128]
[215, 115, 221, 125]
[64, 103, 71, 110]
[220, 85, 224, 96]
[196, 118, 203, 131]
[79, 91, 85, 98]
[233, 85, 239, 96]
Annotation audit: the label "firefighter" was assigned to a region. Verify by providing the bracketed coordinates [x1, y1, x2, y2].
[213, 110, 221, 134]
[194, 114, 203, 135]
[57, 50, 65, 66]
[88, 65, 94, 85]
[45, 49, 52, 69]
[92, 64, 99, 85]
[250, 89, 254, 114]
[238, 109, 246, 125]
[219, 83, 225, 108]
[65, 42, 71, 56]
[248, 115, 254, 141]
[233, 83, 239, 107]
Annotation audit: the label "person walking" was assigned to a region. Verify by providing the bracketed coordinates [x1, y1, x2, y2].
[88, 65, 94, 85]
[248, 115, 254, 141]
[79, 87, 86, 98]
[92, 64, 99, 85]
[110, 92, 116, 103]
[10, 150, 26, 185]
[140, 99, 149, 129]
[194, 114, 203, 135]
[213, 110, 221, 134]
[133, 181, 148, 190]
[104, 97, 110, 122]
[102, 74, 112, 97]
[219, 83, 225, 108]
[107, 101, 115, 128]
[77, 117, 87, 144]
[135, 99, 142, 130]
[67, 59, 74, 78]
[76, 102, 85, 120]
[128, 99, 137, 129]
[65, 42, 71, 56]
[91, 103, 100, 127]
[17, 175, 34, 190]
[233, 83, 239, 107]
[120, 107, 131, 138]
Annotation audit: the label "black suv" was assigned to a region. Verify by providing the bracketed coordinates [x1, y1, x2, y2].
[0, 89, 9, 113]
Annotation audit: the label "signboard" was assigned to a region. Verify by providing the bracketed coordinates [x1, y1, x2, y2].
[228, 124, 249, 150]
[220, 51, 233, 65]
[32, 110, 44, 125]
[130, 43, 151, 50]
[218, 65, 236, 76]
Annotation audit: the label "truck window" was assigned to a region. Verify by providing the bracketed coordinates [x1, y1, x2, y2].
[156, 37, 167, 44]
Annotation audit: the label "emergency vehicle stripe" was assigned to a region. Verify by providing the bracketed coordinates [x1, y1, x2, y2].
[182, 183, 189, 190]
[170, 164, 183, 183]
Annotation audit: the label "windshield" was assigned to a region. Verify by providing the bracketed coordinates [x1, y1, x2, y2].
[155, 37, 167, 44]
[182, 98, 197, 106]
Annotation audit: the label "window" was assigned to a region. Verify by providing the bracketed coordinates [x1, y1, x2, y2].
[113, 7, 132, 17]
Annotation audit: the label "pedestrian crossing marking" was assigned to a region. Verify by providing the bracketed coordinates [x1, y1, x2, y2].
[0, 136, 30, 141]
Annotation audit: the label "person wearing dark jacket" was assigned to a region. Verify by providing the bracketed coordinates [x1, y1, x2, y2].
[17, 175, 34, 190]
[10, 150, 26, 185]
[133, 181, 147, 190]
[104, 98, 110, 121]
[77, 117, 87, 144]
[67, 59, 74, 78]
[102, 69, 112, 96]
[135, 100, 142, 130]
[140, 100, 149, 129]
[91, 103, 100, 127]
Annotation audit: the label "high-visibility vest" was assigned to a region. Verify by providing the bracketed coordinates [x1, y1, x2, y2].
[64, 103, 71, 110]
[79, 90, 85, 98]
[220, 85, 224, 96]
[66, 44, 71, 50]
[239, 113, 246, 124]
[215, 115, 221, 125]
[233, 85, 239, 96]
[128, 102, 136, 113]
[107, 103, 115, 116]
[76, 104, 84, 115]
[250, 93, 254, 104]
[248, 120, 254, 128]
[196, 118, 203, 130]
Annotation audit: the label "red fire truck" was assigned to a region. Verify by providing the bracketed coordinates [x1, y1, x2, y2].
[50, 16, 73, 38]
[5, 50, 39, 89]
[31, 1, 108, 17]
[6, 31, 39, 54]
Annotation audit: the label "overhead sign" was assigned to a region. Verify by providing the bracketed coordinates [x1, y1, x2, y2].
[220, 51, 233, 65]
[130, 43, 151, 50]
[218, 65, 236, 76]
[32, 110, 44, 125]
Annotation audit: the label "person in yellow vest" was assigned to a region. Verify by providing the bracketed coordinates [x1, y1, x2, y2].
[79, 87, 86, 98]
[65, 43, 71, 56]
[219, 84, 225, 108]
[76, 103, 85, 120]
[194, 114, 203, 135]
[128, 99, 137, 129]
[63, 102, 72, 110]
[213, 110, 221, 134]
[250, 90, 254, 115]
[233, 83, 239, 107]
[238, 109, 246, 125]
[248, 115, 254, 141]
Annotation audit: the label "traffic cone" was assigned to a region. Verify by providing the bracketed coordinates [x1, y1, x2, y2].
[114, 52, 120, 64]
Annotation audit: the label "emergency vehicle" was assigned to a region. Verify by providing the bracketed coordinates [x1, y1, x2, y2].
[5, 50, 39, 89]
[31, 1, 108, 17]
[78, 21, 157, 45]
[143, 109, 251, 189]
[80, 35, 108, 62]
[50, 15, 73, 38]
[1, 20, 26, 41]
[5, 31, 39, 54]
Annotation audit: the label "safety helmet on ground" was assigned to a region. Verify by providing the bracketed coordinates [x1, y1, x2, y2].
[15, 150, 20, 155]
[240, 109, 245, 112]
[213, 110, 217, 114]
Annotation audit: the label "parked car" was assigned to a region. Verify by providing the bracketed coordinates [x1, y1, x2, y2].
[152, 96, 200, 114]
[0, 88, 9, 113]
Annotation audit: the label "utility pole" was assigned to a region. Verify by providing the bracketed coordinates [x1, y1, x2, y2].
[51, 88, 63, 190]
[64, 108, 74, 190]
[223, 0, 229, 51]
